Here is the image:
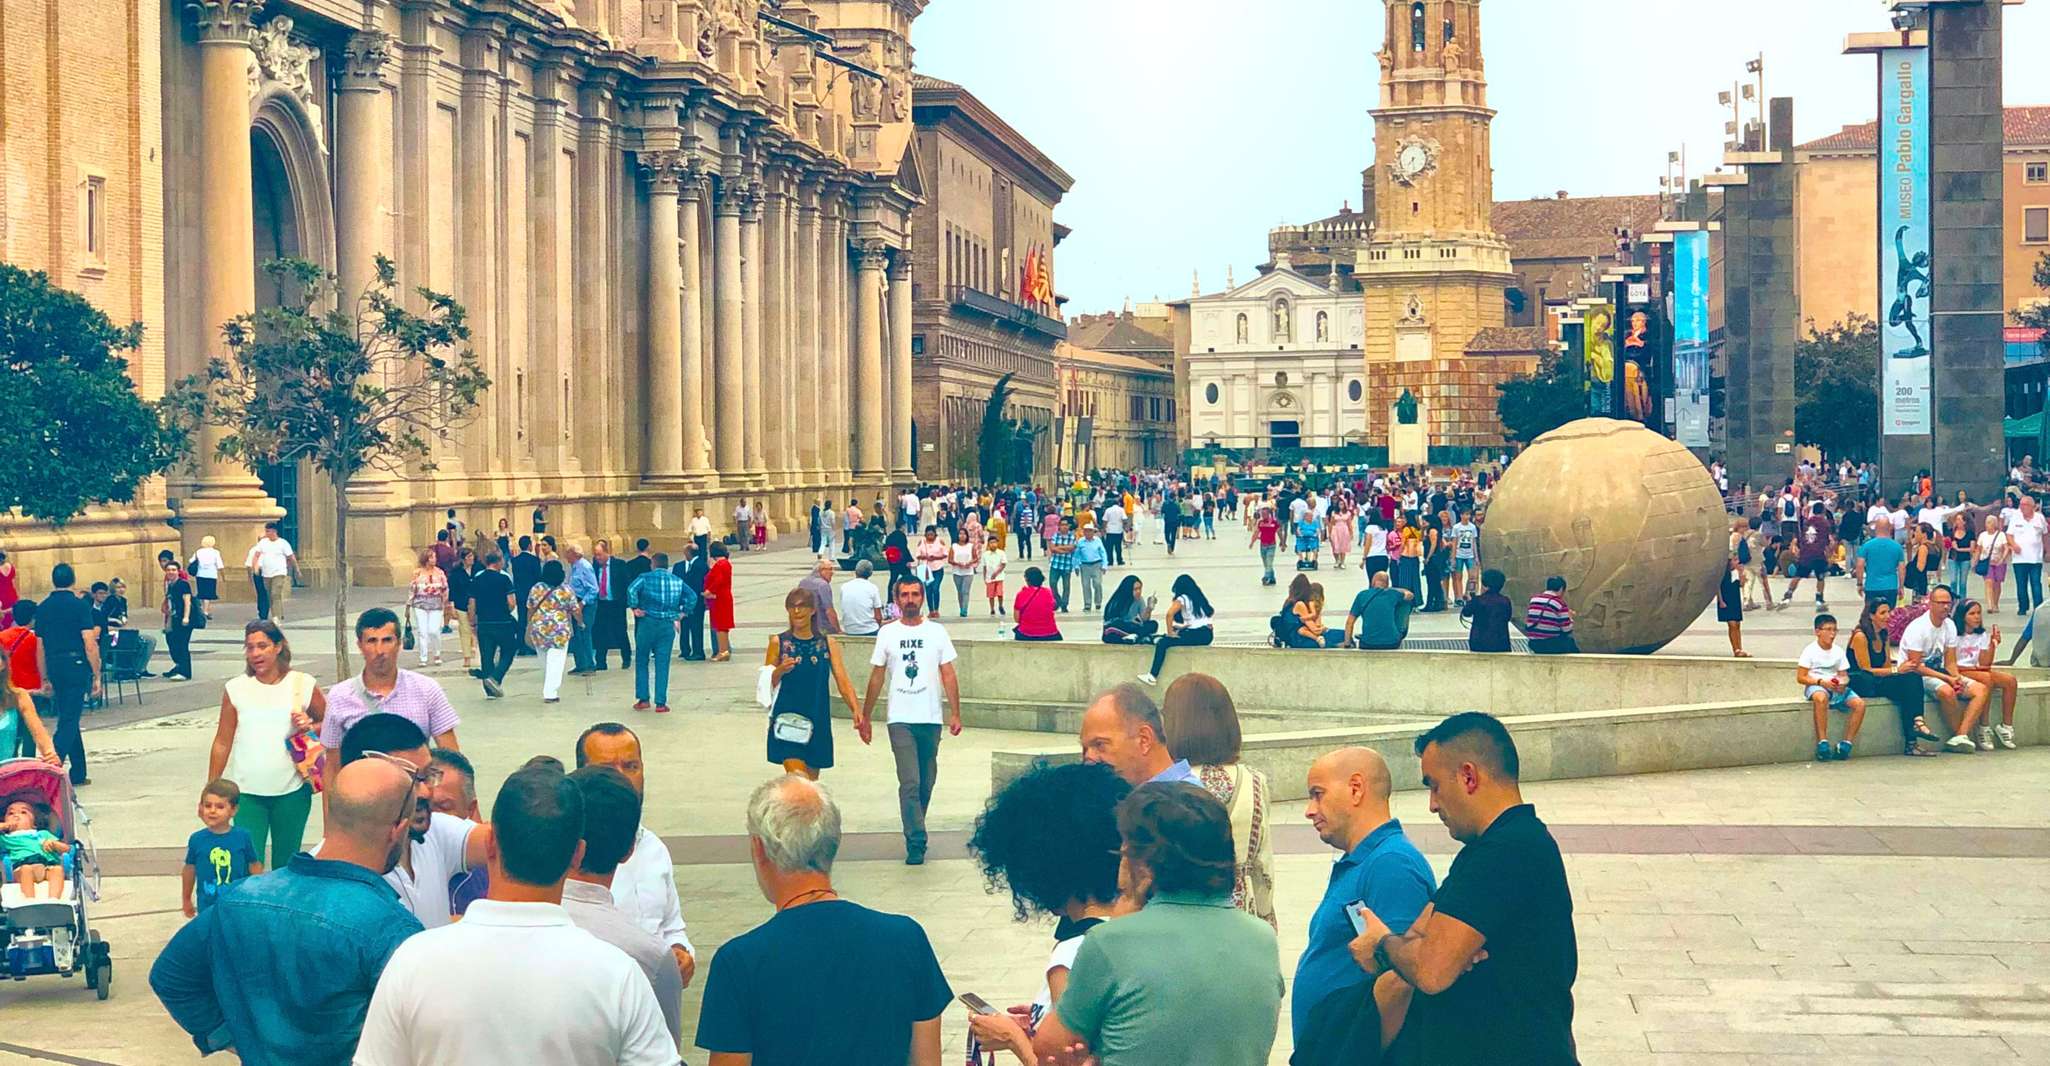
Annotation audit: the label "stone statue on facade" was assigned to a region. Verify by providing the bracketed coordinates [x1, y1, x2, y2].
[1273, 301, 1290, 339]
[1395, 388, 1420, 426]
[247, 15, 323, 150]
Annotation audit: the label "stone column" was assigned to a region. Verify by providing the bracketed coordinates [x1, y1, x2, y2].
[794, 187, 822, 477]
[823, 198, 850, 479]
[459, 25, 502, 472]
[889, 250, 915, 479]
[181, 1, 274, 522]
[741, 180, 765, 478]
[854, 240, 889, 477]
[574, 84, 615, 474]
[679, 163, 711, 477]
[641, 150, 687, 481]
[335, 31, 392, 304]
[713, 177, 747, 474]
[761, 170, 790, 482]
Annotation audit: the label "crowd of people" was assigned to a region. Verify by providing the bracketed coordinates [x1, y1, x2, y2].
[125, 595, 1575, 1066]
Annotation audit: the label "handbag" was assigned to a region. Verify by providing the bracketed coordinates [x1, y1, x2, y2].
[402, 620, 415, 651]
[771, 713, 815, 745]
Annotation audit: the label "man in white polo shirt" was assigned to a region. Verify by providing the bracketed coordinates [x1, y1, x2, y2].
[2006, 495, 2049, 617]
[1896, 585, 1990, 754]
[355, 766, 676, 1066]
[575, 723, 697, 988]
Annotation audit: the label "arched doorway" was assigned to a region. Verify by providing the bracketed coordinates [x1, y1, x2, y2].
[246, 93, 335, 566]
[251, 126, 303, 550]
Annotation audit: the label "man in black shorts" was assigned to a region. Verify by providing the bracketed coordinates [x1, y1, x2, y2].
[1350, 712, 1579, 1065]
[1781, 501, 1835, 611]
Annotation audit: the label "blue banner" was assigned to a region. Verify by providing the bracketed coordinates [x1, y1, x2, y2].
[1672, 230, 1711, 447]
[1881, 46, 1931, 436]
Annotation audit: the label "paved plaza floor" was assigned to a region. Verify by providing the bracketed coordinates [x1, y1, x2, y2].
[8, 528, 2050, 1065]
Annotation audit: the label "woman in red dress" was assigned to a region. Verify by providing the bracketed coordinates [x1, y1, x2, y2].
[705, 542, 735, 662]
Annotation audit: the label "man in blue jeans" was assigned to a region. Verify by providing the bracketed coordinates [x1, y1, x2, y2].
[1047, 518, 1078, 613]
[627, 554, 689, 714]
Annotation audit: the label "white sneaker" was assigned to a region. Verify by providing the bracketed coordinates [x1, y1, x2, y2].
[1996, 724, 2018, 749]
[1945, 734, 1976, 753]
[1975, 726, 1995, 751]
[1137, 672, 1158, 686]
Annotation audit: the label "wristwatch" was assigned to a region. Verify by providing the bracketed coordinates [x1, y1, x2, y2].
[1373, 935, 1395, 976]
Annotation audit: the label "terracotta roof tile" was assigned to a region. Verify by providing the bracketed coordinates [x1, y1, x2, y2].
[1465, 326, 1548, 355]
[1798, 105, 2050, 151]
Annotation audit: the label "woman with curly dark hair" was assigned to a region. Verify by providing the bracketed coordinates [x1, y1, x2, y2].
[962, 760, 1130, 1064]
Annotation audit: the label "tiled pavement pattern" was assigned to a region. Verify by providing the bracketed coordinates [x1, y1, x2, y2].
[10, 532, 2050, 1064]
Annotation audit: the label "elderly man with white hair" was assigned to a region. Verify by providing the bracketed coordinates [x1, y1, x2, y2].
[694, 775, 952, 1065]
[796, 557, 843, 635]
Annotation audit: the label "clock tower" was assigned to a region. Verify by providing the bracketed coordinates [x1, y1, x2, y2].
[1360, 0, 1523, 456]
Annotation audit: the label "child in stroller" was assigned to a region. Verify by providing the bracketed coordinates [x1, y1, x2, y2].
[3, 797, 69, 900]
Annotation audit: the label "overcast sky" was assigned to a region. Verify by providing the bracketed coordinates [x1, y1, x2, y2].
[909, 0, 2050, 315]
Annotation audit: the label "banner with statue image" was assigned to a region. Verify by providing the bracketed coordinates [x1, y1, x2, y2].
[1582, 301, 1615, 417]
[1880, 45, 1932, 436]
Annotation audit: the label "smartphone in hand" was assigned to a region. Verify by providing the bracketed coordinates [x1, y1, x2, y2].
[1345, 900, 1369, 936]
[959, 993, 998, 1016]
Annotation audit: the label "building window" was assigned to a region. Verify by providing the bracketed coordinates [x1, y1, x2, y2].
[2029, 207, 2050, 245]
[1205, 382, 1220, 405]
[1348, 379, 1363, 403]
[2030, 162, 2049, 184]
[78, 173, 107, 268]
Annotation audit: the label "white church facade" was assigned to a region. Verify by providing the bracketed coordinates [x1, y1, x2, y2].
[1180, 264, 1368, 451]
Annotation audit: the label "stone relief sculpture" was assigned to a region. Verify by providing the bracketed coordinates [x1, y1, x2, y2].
[1395, 388, 1420, 426]
[714, 0, 755, 35]
[1235, 313, 1249, 344]
[248, 15, 324, 150]
[1315, 311, 1329, 342]
[1403, 293, 1425, 323]
[883, 71, 910, 123]
[1272, 301, 1290, 340]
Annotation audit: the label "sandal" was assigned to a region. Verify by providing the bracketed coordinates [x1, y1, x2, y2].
[1904, 742, 1939, 757]
[1910, 716, 1943, 744]
[1732, 650, 1751, 658]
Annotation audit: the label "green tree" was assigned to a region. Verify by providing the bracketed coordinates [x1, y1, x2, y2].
[1495, 350, 1585, 444]
[978, 372, 1016, 484]
[184, 256, 490, 678]
[0, 263, 190, 522]
[1793, 315, 1879, 462]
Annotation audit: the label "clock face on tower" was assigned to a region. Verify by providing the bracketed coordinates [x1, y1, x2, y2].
[1391, 139, 1437, 186]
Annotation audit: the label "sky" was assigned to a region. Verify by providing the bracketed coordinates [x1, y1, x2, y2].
[908, 0, 2050, 316]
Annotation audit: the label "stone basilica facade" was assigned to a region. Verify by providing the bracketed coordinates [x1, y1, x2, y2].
[2, 0, 924, 593]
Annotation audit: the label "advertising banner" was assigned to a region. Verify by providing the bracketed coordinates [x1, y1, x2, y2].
[1880, 46, 1932, 435]
[1583, 302, 1615, 418]
[1672, 230, 1712, 447]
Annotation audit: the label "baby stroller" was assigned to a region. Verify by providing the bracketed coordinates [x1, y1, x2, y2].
[0, 758, 111, 999]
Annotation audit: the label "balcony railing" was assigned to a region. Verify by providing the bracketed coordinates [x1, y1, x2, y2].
[946, 284, 1068, 340]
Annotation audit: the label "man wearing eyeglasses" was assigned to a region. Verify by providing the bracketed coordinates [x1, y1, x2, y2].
[151, 757, 424, 1065]
[330, 714, 488, 930]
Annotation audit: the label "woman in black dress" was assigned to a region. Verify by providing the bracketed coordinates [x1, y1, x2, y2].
[764, 587, 867, 779]
[1717, 554, 1747, 657]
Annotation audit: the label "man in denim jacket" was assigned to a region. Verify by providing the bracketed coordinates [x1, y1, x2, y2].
[150, 758, 424, 1066]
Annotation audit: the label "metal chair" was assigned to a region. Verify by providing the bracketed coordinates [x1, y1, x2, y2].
[99, 634, 149, 706]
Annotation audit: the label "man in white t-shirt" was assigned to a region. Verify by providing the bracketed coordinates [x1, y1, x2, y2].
[1896, 587, 1989, 753]
[246, 522, 297, 622]
[354, 767, 676, 1066]
[1865, 497, 1892, 538]
[327, 714, 486, 930]
[2005, 495, 2049, 617]
[858, 574, 962, 866]
[1101, 503, 1128, 567]
[1915, 499, 1950, 534]
[1795, 613, 1866, 762]
[839, 561, 886, 636]
[900, 490, 922, 533]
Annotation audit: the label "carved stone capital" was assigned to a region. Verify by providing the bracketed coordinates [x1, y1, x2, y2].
[715, 177, 750, 217]
[340, 31, 392, 90]
[639, 150, 687, 195]
[189, 0, 259, 44]
[678, 160, 712, 200]
[855, 239, 891, 272]
[741, 181, 765, 221]
[888, 249, 913, 280]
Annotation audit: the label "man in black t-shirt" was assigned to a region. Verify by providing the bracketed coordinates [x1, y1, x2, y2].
[1352, 712, 1578, 1066]
[34, 563, 102, 785]
[696, 775, 950, 1065]
[466, 553, 518, 699]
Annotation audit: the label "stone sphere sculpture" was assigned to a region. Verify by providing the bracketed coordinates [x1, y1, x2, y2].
[1480, 418, 1725, 654]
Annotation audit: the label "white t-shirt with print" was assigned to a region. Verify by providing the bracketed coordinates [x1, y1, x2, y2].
[869, 619, 957, 726]
[1797, 641, 1850, 685]
[1956, 629, 1993, 668]
[1896, 614, 1959, 670]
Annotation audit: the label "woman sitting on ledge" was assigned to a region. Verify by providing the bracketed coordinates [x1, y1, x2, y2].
[1102, 576, 1158, 645]
[1012, 567, 1062, 642]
